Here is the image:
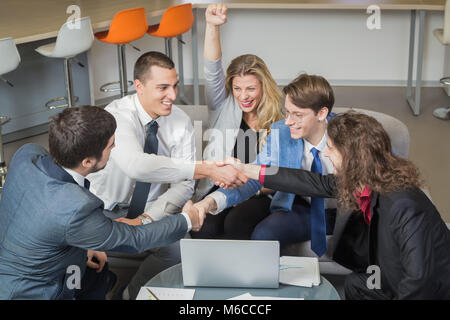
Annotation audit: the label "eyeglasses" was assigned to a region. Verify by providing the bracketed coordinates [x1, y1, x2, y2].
[284, 109, 308, 123]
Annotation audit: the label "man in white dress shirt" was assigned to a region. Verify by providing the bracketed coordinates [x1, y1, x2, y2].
[88, 52, 246, 300]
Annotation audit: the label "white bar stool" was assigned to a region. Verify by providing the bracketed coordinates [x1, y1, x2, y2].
[35, 17, 94, 109]
[433, 0, 450, 120]
[0, 37, 20, 190]
[0, 37, 20, 87]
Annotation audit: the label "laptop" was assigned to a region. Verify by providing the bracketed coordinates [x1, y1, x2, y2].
[180, 239, 280, 288]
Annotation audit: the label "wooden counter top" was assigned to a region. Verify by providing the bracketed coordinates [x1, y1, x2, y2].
[0, 0, 444, 44]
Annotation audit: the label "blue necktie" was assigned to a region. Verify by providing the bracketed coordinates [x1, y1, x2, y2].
[310, 147, 327, 257]
[127, 120, 159, 219]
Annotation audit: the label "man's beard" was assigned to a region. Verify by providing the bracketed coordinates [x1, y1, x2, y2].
[90, 161, 107, 174]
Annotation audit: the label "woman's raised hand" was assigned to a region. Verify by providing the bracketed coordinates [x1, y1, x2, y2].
[205, 3, 228, 26]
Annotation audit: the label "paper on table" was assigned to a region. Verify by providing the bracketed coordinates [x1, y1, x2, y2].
[279, 256, 321, 288]
[228, 293, 304, 300]
[136, 286, 195, 300]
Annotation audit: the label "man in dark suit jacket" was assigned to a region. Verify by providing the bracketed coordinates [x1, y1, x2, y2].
[231, 112, 450, 299]
[0, 106, 200, 299]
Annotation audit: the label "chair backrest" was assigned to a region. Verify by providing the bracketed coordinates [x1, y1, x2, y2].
[0, 37, 20, 76]
[106, 7, 148, 44]
[333, 107, 410, 158]
[51, 17, 94, 58]
[157, 3, 194, 37]
[177, 104, 209, 161]
[177, 105, 411, 160]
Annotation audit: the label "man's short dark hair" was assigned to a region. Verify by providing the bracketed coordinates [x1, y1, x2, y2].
[48, 106, 116, 168]
[283, 73, 335, 114]
[134, 51, 175, 83]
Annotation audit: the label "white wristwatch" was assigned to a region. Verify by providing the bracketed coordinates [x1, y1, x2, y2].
[138, 215, 153, 225]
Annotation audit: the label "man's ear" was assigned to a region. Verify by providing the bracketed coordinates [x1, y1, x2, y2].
[318, 106, 329, 121]
[80, 157, 96, 170]
[134, 79, 143, 94]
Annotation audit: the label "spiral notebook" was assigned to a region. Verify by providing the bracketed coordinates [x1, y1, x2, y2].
[136, 287, 195, 300]
[279, 256, 321, 288]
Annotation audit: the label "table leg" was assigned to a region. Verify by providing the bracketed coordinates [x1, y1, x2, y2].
[406, 10, 415, 98]
[406, 9, 425, 116]
[192, 7, 200, 105]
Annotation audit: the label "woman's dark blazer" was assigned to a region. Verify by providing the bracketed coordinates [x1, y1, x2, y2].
[262, 167, 450, 299]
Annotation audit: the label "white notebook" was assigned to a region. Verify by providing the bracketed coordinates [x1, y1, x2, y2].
[136, 287, 195, 300]
[228, 293, 304, 300]
[279, 256, 321, 288]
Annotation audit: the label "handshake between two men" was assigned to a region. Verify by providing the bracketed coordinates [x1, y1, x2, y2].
[183, 158, 262, 232]
[115, 159, 262, 232]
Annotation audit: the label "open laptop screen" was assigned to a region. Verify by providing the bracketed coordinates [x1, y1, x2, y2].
[180, 239, 280, 289]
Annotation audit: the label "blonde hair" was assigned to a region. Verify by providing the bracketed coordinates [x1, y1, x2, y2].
[225, 54, 283, 150]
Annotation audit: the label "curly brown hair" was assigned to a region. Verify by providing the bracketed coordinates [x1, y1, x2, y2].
[327, 112, 423, 210]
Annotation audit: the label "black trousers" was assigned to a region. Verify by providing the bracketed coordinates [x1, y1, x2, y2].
[191, 195, 272, 240]
[344, 272, 393, 300]
[251, 196, 336, 248]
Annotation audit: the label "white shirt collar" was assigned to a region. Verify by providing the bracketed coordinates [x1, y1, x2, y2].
[304, 131, 328, 154]
[63, 167, 86, 187]
[134, 94, 160, 128]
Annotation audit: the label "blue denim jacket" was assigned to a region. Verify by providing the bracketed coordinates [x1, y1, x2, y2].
[219, 114, 336, 213]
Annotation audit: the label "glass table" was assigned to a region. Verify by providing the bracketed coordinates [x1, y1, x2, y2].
[146, 263, 340, 300]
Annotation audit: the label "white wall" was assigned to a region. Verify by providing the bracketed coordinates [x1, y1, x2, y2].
[88, 8, 446, 102]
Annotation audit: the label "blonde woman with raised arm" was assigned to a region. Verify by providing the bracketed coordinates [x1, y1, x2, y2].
[192, 3, 283, 239]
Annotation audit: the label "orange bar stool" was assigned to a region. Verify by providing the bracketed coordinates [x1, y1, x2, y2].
[147, 3, 194, 104]
[95, 7, 148, 97]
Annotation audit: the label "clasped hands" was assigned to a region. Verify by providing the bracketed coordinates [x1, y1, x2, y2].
[186, 157, 251, 232]
[207, 157, 248, 189]
[115, 158, 257, 231]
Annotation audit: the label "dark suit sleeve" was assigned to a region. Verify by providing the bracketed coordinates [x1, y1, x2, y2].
[65, 199, 188, 254]
[391, 200, 436, 299]
[263, 167, 337, 198]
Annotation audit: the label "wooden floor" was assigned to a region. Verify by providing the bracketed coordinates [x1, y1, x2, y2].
[3, 85, 450, 223]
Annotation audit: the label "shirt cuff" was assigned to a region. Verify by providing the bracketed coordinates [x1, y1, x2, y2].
[259, 165, 267, 185]
[180, 212, 192, 232]
[207, 191, 227, 215]
[182, 161, 196, 180]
